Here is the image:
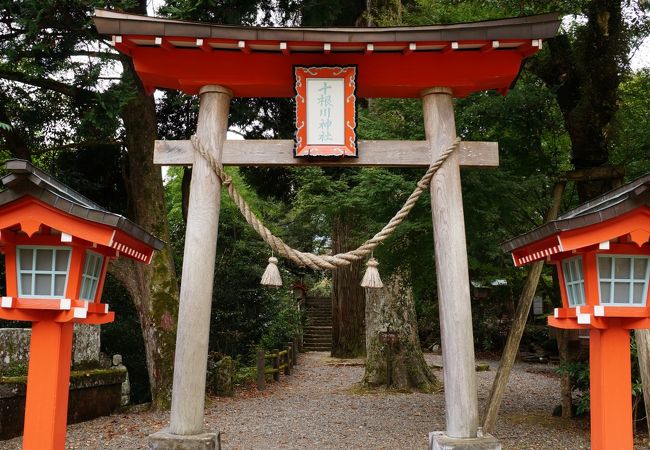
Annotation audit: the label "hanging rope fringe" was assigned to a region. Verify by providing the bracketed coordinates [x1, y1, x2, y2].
[190, 135, 460, 272]
[360, 257, 383, 289]
[261, 256, 283, 287]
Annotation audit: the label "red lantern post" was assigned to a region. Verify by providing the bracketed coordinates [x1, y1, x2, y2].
[503, 175, 650, 450]
[0, 160, 163, 450]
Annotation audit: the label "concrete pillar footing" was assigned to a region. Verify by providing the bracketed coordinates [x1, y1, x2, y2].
[148, 429, 220, 450]
[429, 431, 501, 450]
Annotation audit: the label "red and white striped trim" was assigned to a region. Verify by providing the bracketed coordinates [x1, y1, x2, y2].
[515, 244, 562, 266]
[110, 240, 148, 262]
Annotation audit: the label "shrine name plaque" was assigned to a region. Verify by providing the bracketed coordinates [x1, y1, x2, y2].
[294, 66, 357, 157]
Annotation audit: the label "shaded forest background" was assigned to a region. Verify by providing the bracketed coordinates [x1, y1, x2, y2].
[0, 0, 649, 422]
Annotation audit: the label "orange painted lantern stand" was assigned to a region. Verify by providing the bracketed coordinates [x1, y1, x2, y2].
[0, 160, 162, 450]
[504, 175, 650, 450]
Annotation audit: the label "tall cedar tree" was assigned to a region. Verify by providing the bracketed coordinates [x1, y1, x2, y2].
[0, 0, 179, 410]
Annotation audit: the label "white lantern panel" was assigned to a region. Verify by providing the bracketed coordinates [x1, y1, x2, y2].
[80, 251, 104, 301]
[597, 255, 650, 306]
[562, 257, 586, 307]
[17, 246, 71, 298]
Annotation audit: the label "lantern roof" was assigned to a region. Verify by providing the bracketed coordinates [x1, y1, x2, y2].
[0, 159, 164, 258]
[502, 173, 650, 266]
[93, 9, 561, 98]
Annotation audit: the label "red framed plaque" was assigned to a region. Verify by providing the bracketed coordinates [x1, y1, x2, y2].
[294, 66, 357, 157]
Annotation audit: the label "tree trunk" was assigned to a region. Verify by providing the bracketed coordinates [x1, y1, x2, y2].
[529, 0, 627, 201]
[556, 328, 574, 418]
[363, 272, 437, 391]
[331, 215, 365, 358]
[109, 63, 179, 410]
[635, 329, 650, 432]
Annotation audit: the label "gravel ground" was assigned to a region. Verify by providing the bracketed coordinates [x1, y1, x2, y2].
[4, 352, 649, 449]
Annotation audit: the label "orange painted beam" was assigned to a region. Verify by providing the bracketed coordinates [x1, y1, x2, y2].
[590, 327, 633, 450]
[65, 246, 84, 300]
[22, 321, 74, 450]
[0, 198, 115, 247]
[560, 208, 650, 253]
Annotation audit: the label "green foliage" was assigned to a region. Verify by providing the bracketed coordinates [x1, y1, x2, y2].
[559, 338, 646, 419]
[233, 364, 257, 386]
[258, 290, 303, 351]
[164, 164, 303, 358]
[612, 69, 650, 180]
[558, 360, 591, 415]
[0, 361, 27, 377]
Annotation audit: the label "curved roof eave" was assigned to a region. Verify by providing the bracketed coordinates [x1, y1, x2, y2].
[93, 9, 562, 43]
[502, 174, 650, 254]
[0, 160, 165, 251]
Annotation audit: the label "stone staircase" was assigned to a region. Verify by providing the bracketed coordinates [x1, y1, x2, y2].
[303, 297, 332, 352]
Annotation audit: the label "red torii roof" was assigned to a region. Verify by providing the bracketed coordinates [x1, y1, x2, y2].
[93, 10, 561, 98]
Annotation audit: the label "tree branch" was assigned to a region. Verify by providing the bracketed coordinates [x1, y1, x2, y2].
[72, 50, 122, 61]
[33, 139, 123, 156]
[0, 67, 91, 99]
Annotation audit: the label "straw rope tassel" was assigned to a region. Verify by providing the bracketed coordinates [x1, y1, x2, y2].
[361, 257, 383, 289]
[261, 256, 282, 287]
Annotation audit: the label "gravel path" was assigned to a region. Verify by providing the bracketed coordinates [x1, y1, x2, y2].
[4, 352, 649, 449]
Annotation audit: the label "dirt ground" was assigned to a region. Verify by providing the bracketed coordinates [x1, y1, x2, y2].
[4, 352, 649, 449]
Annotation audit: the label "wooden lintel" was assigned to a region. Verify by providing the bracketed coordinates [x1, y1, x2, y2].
[154, 139, 498, 168]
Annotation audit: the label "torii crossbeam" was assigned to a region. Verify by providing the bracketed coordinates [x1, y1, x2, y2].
[94, 9, 560, 450]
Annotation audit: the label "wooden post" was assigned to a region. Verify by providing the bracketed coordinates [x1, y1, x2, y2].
[292, 339, 298, 365]
[634, 329, 650, 434]
[287, 342, 294, 368]
[22, 321, 74, 450]
[590, 327, 633, 450]
[272, 349, 280, 382]
[169, 85, 232, 435]
[285, 344, 292, 375]
[482, 181, 565, 432]
[256, 349, 266, 391]
[422, 87, 478, 439]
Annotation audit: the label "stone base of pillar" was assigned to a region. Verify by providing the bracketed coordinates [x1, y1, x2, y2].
[148, 430, 220, 450]
[429, 431, 501, 450]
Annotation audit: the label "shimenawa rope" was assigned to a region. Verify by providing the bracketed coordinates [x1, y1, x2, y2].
[190, 135, 460, 283]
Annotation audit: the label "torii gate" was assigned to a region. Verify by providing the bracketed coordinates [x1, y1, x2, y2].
[94, 10, 560, 450]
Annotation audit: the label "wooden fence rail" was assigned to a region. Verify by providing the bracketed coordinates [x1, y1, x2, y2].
[256, 340, 298, 391]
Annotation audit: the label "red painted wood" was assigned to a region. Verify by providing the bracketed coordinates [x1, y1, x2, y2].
[590, 327, 633, 450]
[22, 321, 74, 450]
[117, 44, 529, 98]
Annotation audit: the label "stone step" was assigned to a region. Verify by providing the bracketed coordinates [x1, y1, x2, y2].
[304, 337, 332, 343]
[303, 341, 332, 348]
[303, 346, 331, 351]
[304, 335, 332, 342]
[304, 332, 332, 337]
[304, 327, 332, 336]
